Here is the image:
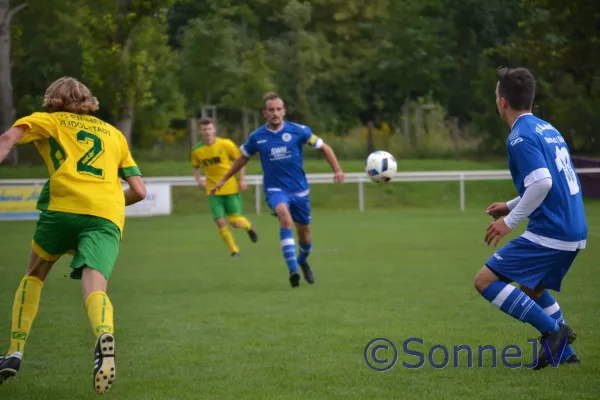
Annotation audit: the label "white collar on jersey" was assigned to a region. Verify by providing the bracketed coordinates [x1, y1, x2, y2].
[511, 112, 533, 130]
[265, 121, 286, 134]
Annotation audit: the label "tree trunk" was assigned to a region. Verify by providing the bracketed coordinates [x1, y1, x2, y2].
[189, 117, 197, 146]
[242, 109, 249, 138]
[415, 105, 424, 149]
[115, 103, 134, 145]
[402, 97, 411, 148]
[114, 0, 134, 145]
[367, 121, 375, 154]
[450, 117, 461, 160]
[0, 1, 26, 165]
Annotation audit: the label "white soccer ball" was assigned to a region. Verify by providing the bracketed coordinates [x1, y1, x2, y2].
[365, 151, 397, 182]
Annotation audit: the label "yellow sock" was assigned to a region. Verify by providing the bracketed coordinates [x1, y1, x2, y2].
[85, 291, 114, 338]
[228, 216, 252, 231]
[218, 226, 239, 253]
[8, 276, 43, 355]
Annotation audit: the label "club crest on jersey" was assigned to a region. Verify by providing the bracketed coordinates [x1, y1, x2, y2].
[282, 133, 292, 142]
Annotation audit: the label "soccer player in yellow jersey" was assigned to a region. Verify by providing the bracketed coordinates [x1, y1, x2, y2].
[191, 118, 258, 256]
[0, 77, 146, 394]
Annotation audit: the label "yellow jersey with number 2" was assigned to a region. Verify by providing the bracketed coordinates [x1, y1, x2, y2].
[12, 112, 141, 235]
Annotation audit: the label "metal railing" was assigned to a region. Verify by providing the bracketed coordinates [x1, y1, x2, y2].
[2, 168, 600, 213]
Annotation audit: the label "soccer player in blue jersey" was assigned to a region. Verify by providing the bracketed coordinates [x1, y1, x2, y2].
[474, 67, 587, 369]
[211, 92, 345, 288]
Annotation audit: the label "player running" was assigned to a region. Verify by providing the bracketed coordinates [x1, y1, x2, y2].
[0, 77, 147, 393]
[474, 67, 587, 369]
[211, 92, 345, 288]
[191, 117, 258, 257]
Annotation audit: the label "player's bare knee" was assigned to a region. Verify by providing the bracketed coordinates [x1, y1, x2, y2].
[25, 268, 49, 282]
[296, 224, 310, 244]
[25, 250, 54, 282]
[81, 266, 108, 301]
[474, 266, 498, 293]
[215, 217, 227, 228]
[275, 204, 293, 228]
[279, 216, 293, 229]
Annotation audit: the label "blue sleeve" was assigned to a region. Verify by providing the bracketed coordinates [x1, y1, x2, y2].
[507, 134, 550, 187]
[240, 134, 258, 157]
[298, 124, 323, 148]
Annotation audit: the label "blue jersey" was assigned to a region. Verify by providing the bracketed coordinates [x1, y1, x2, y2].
[240, 121, 323, 194]
[507, 114, 587, 247]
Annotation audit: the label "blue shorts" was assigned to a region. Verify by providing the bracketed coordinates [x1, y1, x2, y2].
[266, 191, 311, 225]
[485, 236, 579, 292]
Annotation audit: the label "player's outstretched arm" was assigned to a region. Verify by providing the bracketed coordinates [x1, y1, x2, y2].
[211, 155, 250, 195]
[319, 143, 345, 183]
[124, 175, 147, 205]
[238, 165, 248, 192]
[0, 127, 25, 164]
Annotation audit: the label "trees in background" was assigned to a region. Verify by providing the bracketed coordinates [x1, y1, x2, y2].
[2, 0, 599, 160]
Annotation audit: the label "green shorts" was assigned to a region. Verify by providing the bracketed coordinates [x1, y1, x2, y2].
[209, 193, 242, 220]
[32, 210, 121, 281]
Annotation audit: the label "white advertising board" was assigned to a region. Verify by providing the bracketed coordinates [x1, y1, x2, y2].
[124, 183, 172, 217]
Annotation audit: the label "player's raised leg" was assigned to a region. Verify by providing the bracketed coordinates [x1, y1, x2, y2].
[210, 195, 240, 256]
[521, 286, 578, 364]
[225, 193, 258, 243]
[0, 249, 55, 384]
[474, 267, 575, 369]
[475, 238, 577, 369]
[474, 266, 560, 333]
[230, 215, 258, 243]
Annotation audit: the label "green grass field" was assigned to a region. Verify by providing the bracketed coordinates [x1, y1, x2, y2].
[1, 204, 599, 399]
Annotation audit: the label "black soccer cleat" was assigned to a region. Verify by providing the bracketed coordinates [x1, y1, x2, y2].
[533, 323, 577, 370]
[0, 353, 21, 385]
[560, 354, 581, 365]
[247, 228, 258, 243]
[231, 252, 240, 258]
[289, 272, 301, 288]
[299, 262, 315, 284]
[93, 332, 116, 394]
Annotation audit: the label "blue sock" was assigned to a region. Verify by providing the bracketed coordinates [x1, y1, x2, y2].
[280, 228, 298, 274]
[297, 240, 312, 265]
[535, 290, 575, 361]
[481, 281, 559, 334]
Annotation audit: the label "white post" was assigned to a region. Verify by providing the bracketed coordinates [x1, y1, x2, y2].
[358, 179, 365, 212]
[459, 174, 465, 212]
[255, 182, 261, 214]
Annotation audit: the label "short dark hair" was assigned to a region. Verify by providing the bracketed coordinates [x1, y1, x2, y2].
[198, 117, 214, 126]
[496, 67, 536, 111]
[263, 92, 283, 108]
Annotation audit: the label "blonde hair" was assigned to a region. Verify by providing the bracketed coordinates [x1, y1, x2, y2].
[263, 92, 283, 107]
[43, 77, 99, 114]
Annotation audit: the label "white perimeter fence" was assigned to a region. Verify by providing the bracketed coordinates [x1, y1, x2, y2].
[2, 168, 600, 215]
